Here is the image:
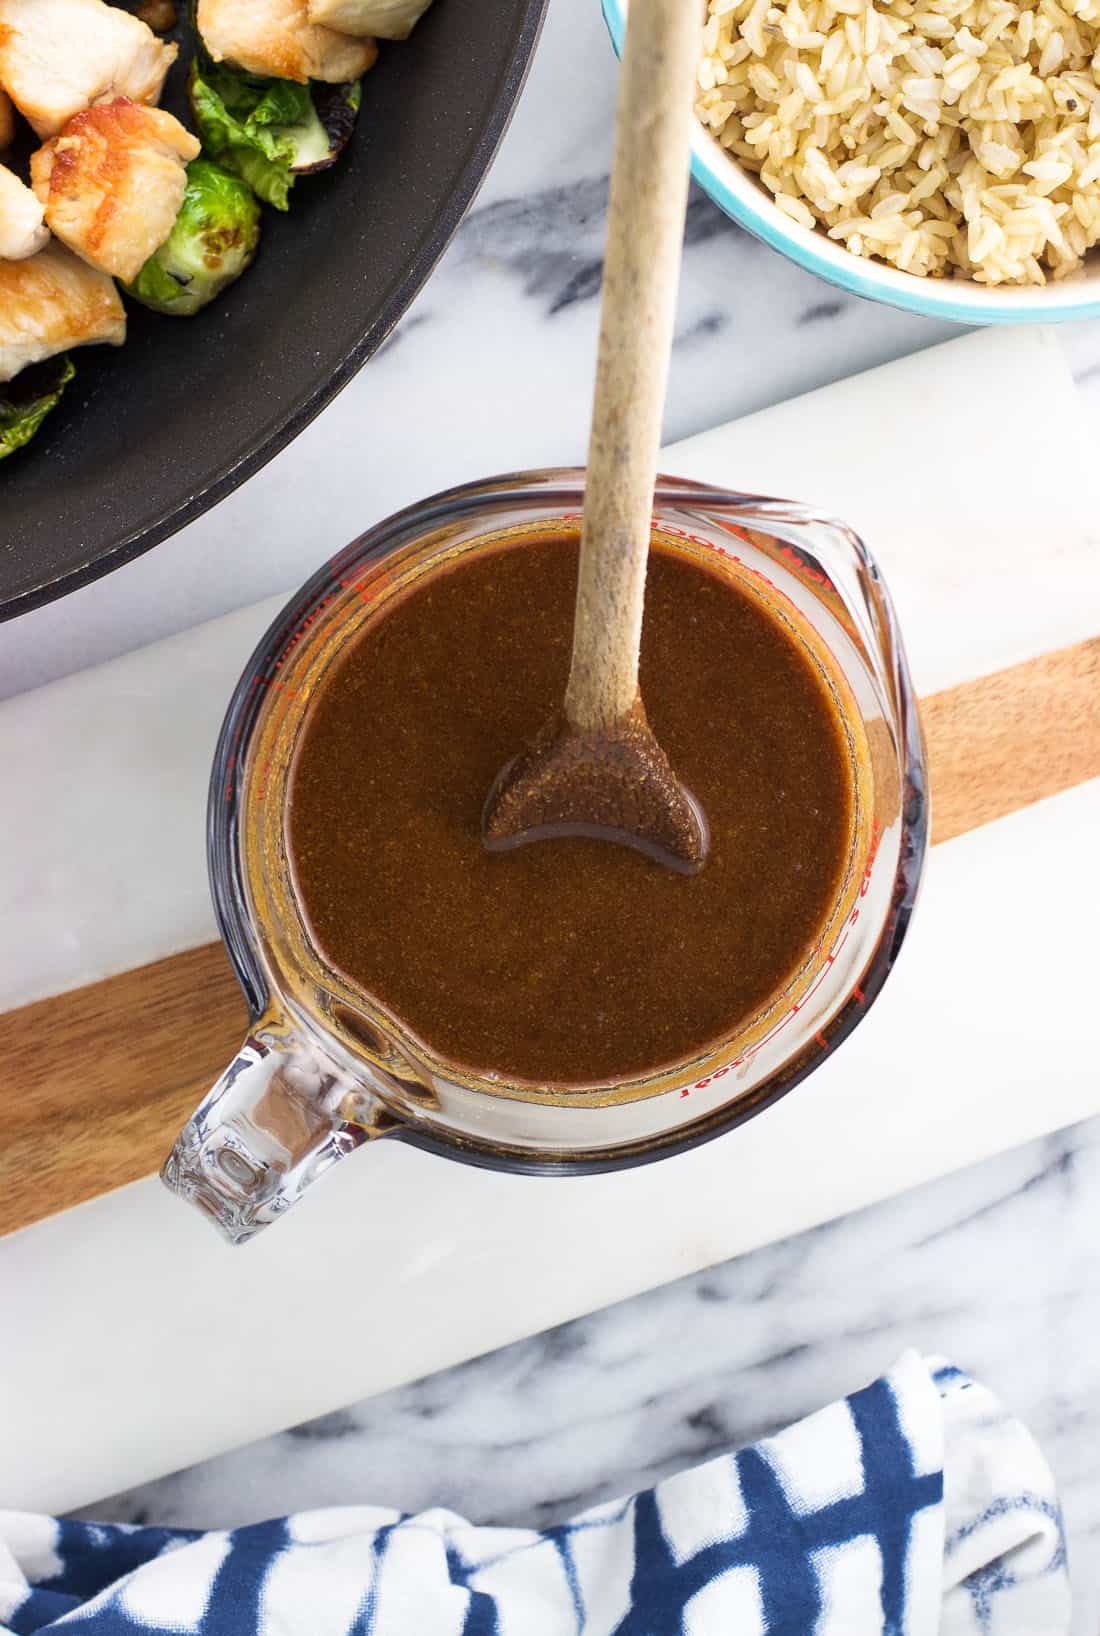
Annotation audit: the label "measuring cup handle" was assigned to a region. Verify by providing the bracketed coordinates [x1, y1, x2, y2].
[161, 1020, 380, 1244]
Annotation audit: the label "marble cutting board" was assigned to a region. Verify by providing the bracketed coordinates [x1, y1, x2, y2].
[1, 326, 1099, 1514]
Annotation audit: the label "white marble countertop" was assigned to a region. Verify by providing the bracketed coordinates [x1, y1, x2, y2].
[80, 1117, 1100, 1635]
[3, 0, 1100, 1625]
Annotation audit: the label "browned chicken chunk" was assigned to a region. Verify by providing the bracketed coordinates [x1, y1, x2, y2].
[0, 89, 15, 148]
[198, 0, 377, 82]
[31, 97, 199, 282]
[0, 0, 176, 139]
[0, 161, 48, 258]
[0, 237, 124, 381]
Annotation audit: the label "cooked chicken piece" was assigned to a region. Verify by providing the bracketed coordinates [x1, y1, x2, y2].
[31, 98, 198, 282]
[0, 238, 124, 381]
[306, 0, 427, 39]
[0, 162, 48, 257]
[0, 89, 15, 148]
[0, 0, 176, 139]
[198, 0, 377, 83]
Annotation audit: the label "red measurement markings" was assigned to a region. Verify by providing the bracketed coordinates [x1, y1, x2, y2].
[250, 675, 298, 804]
[706, 520, 838, 596]
[713, 520, 754, 546]
[339, 577, 374, 608]
[263, 567, 394, 678]
[656, 524, 854, 697]
[249, 571, 402, 801]
[273, 589, 341, 669]
[793, 958, 836, 1015]
[686, 1064, 732, 1094]
[860, 815, 882, 891]
[775, 542, 837, 596]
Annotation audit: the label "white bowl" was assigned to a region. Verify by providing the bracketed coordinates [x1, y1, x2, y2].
[602, 0, 1100, 323]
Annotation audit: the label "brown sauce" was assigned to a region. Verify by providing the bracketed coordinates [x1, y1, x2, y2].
[286, 534, 857, 1086]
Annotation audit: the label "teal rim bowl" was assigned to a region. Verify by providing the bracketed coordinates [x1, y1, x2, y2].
[601, 0, 1100, 324]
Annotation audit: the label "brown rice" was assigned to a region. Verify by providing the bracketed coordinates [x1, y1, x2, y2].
[695, 0, 1100, 283]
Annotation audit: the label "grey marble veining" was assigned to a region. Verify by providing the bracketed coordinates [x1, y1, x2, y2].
[5, 0, 1100, 697]
[84, 1113, 1100, 1632]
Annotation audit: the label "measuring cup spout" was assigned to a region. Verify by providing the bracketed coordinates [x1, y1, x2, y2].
[161, 1015, 385, 1243]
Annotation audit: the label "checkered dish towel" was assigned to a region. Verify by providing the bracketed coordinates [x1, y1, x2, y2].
[0, 1352, 1068, 1636]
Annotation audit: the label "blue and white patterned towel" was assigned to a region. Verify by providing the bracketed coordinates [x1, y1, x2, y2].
[0, 1352, 1068, 1635]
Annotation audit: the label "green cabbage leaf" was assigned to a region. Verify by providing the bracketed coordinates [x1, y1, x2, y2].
[189, 60, 360, 210]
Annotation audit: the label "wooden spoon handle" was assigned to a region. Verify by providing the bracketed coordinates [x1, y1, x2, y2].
[565, 0, 699, 732]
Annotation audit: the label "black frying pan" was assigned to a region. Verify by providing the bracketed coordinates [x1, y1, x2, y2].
[0, 0, 547, 619]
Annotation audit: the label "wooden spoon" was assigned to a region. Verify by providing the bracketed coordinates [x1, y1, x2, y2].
[482, 0, 707, 873]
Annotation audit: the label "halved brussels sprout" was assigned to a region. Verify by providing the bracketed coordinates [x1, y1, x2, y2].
[0, 355, 74, 461]
[127, 159, 261, 316]
[189, 60, 361, 211]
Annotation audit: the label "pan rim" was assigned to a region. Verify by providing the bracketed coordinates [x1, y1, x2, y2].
[1, 0, 549, 623]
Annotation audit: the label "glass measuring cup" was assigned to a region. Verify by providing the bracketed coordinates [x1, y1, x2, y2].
[163, 469, 928, 1242]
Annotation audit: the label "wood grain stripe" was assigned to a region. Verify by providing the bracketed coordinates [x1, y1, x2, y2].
[2, 944, 248, 1240]
[924, 636, 1100, 844]
[2, 636, 1098, 1240]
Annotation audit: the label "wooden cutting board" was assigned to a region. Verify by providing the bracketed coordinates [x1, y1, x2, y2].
[3, 635, 1098, 1242]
